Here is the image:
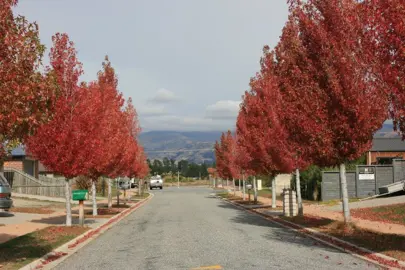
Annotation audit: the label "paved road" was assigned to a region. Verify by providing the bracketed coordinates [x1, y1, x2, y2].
[55, 187, 378, 270]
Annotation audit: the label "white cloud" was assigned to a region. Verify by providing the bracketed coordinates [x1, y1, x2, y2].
[148, 88, 180, 104]
[205, 100, 241, 120]
[137, 105, 166, 117]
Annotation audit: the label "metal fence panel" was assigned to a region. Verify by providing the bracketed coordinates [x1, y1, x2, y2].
[347, 172, 356, 198]
[321, 172, 341, 201]
[376, 166, 394, 190]
[393, 159, 405, 182]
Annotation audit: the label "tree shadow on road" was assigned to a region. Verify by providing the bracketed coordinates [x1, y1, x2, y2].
[217, 201, 346, 254]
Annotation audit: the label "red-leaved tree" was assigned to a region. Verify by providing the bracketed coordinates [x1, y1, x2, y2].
[285, 0, 388, 222]
[27, 33, 86, 226]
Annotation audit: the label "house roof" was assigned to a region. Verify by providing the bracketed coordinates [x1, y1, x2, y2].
[371, 137, 405, 152]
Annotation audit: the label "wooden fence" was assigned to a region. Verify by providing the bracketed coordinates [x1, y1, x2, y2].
[4, 168, 67, 198]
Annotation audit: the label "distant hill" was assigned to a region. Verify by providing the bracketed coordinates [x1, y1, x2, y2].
[139, 123, 399, 164]
[139, 131, 222, 164]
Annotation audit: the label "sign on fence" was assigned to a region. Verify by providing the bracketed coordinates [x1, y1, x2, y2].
[358, 167, 375, 180]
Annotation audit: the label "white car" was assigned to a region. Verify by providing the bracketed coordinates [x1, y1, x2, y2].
[149, 175, 163, 190]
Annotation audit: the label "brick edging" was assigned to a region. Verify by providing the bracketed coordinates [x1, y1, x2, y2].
[222, 197, 405, 270]
[20, 193, 154, 270]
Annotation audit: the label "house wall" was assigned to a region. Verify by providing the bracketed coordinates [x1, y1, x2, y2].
[4, 160, 38, 178]
[367, 151, 405, 165]
[4, 161, 23, 171]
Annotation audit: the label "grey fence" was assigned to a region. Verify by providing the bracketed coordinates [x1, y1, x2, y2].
[321, 160, 404, 201]
[322, 172, 356, 201]
[4, 168, 66, 198]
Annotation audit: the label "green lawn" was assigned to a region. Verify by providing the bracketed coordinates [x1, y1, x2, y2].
[0, 226, 89, 270]
[257, 189, 283, 200]
[130, 192, 150, 200]
[96, 185, 121, 198]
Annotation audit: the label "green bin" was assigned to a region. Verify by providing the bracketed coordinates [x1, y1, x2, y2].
[72, 190, 88, 201]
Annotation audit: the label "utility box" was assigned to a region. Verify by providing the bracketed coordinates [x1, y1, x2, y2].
[257, 179, 262, 190]
[72, 190, 88, 201]
[283, 188, 298, 217]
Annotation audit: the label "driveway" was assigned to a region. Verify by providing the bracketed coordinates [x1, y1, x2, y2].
[55, 187, 377, 270]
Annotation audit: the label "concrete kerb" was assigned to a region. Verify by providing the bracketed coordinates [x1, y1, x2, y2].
[220, 197, 405, 270]
[20, 193, 154, 270]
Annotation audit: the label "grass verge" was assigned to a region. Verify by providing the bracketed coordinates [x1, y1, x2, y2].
[130, 192, 150, 200]
[281, 214, 405, 261]
[0, 226, 89, 270]
[351, 203, 405, 226]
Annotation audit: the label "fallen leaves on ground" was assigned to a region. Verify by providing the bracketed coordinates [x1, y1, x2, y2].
[352, 203, 405, 226]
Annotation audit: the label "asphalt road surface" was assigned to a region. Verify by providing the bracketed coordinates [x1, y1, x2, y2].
[55, 187, 379, 270]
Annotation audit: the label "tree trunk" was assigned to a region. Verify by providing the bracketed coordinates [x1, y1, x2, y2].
[238, 179, 241, 191]
[108, 178, 112, 209]
[233, 178, 236, 196]
[65, 179, 72, 226]
[272, 176, 276, 208]
[0, 160, 4, 177]
[102, 177, 105, 197]
[340, 163, 351, 223]
[296, 169, 303, 215]
[116, 178, 120, 205]
[253, 176, 258, 204]
[226, 179, 229, 188]
[138, 179, 142, 196]
[92, 180, 97, 216]
[242, 176, 246, 201]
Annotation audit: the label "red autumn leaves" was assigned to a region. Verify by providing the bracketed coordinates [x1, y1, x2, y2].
[0, 0, 56, 156]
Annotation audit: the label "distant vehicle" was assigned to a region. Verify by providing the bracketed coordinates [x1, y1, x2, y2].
[0, 175, 12, 211]
[149, 175, 163, 190]
[130, 178, 138, 188]
[117, 178, 130, 190]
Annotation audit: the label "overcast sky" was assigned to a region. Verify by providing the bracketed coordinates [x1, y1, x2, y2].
[16, 0, 289, 132]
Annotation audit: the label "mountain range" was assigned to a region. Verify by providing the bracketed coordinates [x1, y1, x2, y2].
[139, 123, 399, 164]
[139, 131, 222, 164]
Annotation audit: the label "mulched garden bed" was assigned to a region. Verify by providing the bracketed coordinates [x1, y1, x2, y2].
[10, 207, 55, 215]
